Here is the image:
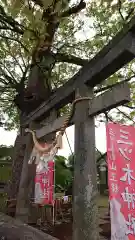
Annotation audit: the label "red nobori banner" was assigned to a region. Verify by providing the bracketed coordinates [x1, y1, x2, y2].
[34, 159, 54, 205]
[106, 122, 135, 240]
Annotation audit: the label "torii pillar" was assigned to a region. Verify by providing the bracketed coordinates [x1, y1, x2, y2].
[73, 83, 130, 240]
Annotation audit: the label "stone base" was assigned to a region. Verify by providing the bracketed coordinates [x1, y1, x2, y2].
[0, 212, 58, 240]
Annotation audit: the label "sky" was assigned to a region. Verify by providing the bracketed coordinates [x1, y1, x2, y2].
[58, 123, 107, 158]
[0, 122, 107, 158]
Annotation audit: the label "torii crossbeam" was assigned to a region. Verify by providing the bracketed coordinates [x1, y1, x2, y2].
[22, 15, 135, 125]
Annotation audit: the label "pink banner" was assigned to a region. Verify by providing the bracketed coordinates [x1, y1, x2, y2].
[35, 159, 54, 205]
[106, 122, 135, 240]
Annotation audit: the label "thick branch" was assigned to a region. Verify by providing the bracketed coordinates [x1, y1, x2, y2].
[14, 65, 29, 96]
[54, 52, 89, 66]
[61, 0, 86, 18]
[118, 0, 125, 22]
[20, 65, 29, 85]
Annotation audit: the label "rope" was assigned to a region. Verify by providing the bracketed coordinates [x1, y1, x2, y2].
[25, 96, 92, 156]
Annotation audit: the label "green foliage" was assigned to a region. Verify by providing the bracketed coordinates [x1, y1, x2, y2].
[0, 165, 11, 182]
[55, 155, 72, 192]
[0, 145, 13, 159]
[67, 153, 74, 174]
[0, 145, 12, 185]
[0, 0, 135, 129]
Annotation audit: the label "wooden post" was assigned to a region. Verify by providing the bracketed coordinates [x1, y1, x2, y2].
[73, 85, 99, 240]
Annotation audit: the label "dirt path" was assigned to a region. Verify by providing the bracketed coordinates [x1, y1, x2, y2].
[42, 202, 110, 240]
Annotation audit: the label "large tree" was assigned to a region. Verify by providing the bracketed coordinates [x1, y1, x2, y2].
[0, 0, 135, 215]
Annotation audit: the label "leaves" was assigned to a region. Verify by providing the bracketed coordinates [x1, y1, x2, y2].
[0, 145, 13, 159]
[55, 155, 72, 192]
[8, 0, 25, 17]
[42, 0, 54, 10]
[0, 0, 134, 129]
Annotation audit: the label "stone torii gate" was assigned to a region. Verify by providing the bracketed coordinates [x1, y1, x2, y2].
[16, 15, 135, 240]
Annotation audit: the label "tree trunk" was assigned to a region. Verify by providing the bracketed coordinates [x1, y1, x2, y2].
[9, 9, 59, 218]
[15, 128, 34, 222]
[7, 128, 26, 216]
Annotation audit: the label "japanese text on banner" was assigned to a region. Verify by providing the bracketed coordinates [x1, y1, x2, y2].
[106, 123, 135, 240]
[35, 156, 54, 206]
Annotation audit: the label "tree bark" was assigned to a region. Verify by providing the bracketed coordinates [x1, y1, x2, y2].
[15, 126, 34, 222]
[7, 127, 26, 216]
[8, 134, 25, 198]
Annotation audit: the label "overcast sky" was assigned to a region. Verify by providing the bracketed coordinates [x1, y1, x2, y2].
[58, 123, 106, 158]
[0, 122, 107, 158]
